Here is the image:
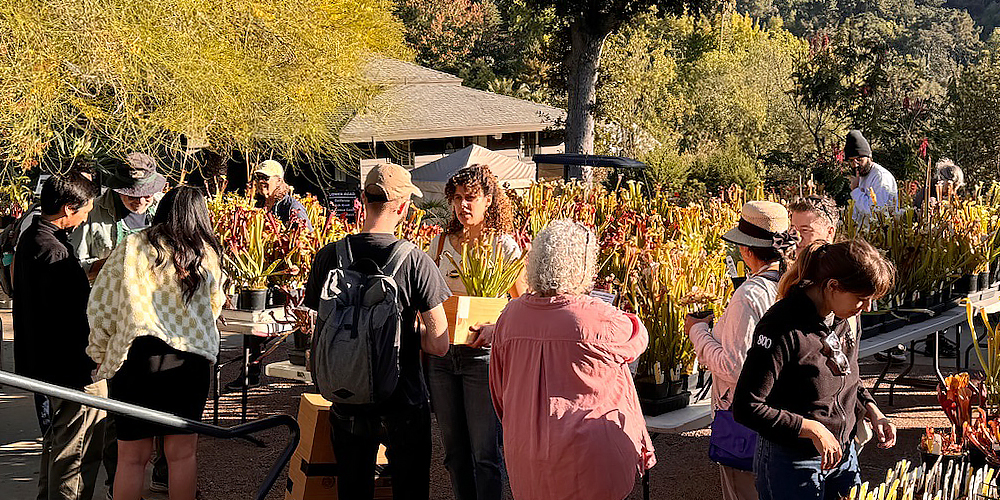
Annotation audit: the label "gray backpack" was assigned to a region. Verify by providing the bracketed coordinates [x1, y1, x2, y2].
[311, 237, 415, 405]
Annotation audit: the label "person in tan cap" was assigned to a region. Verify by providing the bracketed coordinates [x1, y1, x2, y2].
[302, 163, 450, 500]
[684, 201, 799, 500]
[251, 159, 311, 229]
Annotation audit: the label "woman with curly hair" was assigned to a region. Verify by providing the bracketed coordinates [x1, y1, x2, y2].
[426, 164, 526, 500]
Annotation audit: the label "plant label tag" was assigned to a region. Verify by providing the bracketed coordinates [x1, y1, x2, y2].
[590, 290, 617, 305]
[726, 256, 738, 278]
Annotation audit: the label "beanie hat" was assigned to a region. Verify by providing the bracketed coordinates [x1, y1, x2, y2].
[844, 130, 872, 158]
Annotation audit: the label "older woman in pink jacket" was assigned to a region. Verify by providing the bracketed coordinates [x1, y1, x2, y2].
[488, 219, 654, 500]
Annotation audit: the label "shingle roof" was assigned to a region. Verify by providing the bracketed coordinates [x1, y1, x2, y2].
[362, 58, 462, 85]
[340, 59, 565, 143]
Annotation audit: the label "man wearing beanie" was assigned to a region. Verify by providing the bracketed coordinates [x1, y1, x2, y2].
[844, 130, 898, 222]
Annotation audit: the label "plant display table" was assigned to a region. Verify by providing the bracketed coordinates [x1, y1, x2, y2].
[215, 308, 294, 424]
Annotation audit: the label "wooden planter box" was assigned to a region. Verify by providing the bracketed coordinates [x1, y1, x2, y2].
[442, 295, 509, 344]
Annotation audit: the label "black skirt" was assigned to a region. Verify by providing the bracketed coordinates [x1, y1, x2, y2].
[110, 336, 212, 441]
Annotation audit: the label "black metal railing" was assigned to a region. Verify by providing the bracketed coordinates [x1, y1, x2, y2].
[0, 370, 299, 500]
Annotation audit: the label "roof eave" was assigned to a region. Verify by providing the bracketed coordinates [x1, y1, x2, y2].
[339, 122, 563, 144]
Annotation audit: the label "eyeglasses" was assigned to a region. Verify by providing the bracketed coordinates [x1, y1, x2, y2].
[820, 331, 851, 376]
[253, 174, 272, 182]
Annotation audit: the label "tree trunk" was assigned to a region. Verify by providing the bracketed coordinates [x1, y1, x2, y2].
[565, 20, 610, 164]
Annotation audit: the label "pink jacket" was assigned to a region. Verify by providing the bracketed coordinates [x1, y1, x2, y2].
[490, 293, 655, 500]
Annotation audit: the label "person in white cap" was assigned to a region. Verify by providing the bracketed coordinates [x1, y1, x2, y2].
[685, 201, 799, 500]
[251, 159, 311, 230]
[303, 163, 451, 500]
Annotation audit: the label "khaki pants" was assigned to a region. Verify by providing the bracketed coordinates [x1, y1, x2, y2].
[720, 464, 757, 500]
[37, 380, 108, 500]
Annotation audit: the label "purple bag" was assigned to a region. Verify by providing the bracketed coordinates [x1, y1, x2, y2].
[708, 410, 758, 471]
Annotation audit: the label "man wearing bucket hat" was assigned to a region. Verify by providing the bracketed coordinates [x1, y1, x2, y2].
[72, 153, 166, 280]
[684, 201, 799, 500]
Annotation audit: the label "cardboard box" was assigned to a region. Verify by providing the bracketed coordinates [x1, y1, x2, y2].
[285, 446, 391, 500]
[442, 295, 508, 344]
[294, 394, 336, 464]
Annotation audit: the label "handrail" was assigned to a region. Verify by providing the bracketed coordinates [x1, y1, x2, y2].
[0, 370, 299, 500]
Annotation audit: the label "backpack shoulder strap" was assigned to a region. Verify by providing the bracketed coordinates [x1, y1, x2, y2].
[383, 240, 416, 279]
[758, 269, 781, 283]
[335, 236, 354, 269]
[433, 234, 446, 266]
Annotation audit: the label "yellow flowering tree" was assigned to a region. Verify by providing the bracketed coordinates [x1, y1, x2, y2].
[0, 0, 410, 181]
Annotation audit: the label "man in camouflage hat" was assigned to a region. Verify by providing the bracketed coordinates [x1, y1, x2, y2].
[72, 153, 165, 280]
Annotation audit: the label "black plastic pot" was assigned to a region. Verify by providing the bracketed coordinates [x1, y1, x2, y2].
[635, 377, 685, 399]
[884, 317, 907, 333]
[979, 272, 990, 293]
[288, 329, 310, 366]
[860, 313, 884, 339]
[920, 450, 968, 481]
[639, 391, 691, 416]
[238, 288, 268, 311]
[266, 286, 290, 308]
[954, 274, 977, 297]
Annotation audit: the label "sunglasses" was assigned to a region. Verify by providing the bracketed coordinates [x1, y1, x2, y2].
[820, 331, 851, 376]
[253, 174, 272, 182]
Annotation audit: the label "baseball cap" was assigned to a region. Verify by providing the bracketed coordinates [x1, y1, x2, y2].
[253, 160, 284, 179]
[364, 163, 422, 201]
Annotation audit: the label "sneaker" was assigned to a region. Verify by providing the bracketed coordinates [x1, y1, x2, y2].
[874, 347, 906, 365]
[922, 336, 957, 357]
[224, 376, 262, 391]
[149, 476, 168, 493]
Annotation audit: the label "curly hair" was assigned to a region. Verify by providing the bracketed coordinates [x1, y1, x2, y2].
[527, 219, 598, 296]
[444, 164, 514, 235]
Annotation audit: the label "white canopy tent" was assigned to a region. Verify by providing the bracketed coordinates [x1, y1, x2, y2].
[407, 145, 535, 201]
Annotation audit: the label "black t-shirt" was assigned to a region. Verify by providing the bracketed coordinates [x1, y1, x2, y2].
[303, 233, 451, 413]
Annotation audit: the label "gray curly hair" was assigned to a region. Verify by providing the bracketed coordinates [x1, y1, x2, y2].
[527, 219, 599, 296]
[934, 158, 965, 189]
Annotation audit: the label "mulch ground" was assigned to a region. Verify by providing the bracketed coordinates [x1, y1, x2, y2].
[194, 338, 952, 500]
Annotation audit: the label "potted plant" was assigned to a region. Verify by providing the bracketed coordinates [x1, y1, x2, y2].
[215, 204, 288, 311]
[442, 236, 525, 344]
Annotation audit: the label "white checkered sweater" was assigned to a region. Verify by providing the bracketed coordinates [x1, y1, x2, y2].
[87, 232, 226, 380]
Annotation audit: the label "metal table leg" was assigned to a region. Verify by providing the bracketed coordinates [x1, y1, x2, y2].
[242, 334, 251, 423]
[214, 363, 222, 425]
[871, 357, 894, 396]
[888, 341, 918, 406]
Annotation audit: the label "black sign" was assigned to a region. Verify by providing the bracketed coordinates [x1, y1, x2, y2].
[328, 190, 358, 220]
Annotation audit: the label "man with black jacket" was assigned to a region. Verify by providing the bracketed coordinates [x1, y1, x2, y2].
[13, 173, 104, 500]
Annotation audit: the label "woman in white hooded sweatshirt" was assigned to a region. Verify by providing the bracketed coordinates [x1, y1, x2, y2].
[685, 201, 798, 500]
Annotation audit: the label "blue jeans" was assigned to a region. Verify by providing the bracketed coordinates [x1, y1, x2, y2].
[754, 438, 860, 500]
[427, 346, 502, 500]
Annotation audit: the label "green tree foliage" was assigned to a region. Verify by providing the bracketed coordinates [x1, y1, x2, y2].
[523, 0, 711, 156]
[394, 0, 562, 96]
[941, 50, 1000, 184]
[0, 0, 409, 179]
[596, 13, 804, 194]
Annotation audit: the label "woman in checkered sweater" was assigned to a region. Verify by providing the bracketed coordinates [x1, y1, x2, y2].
[87, 186, 226, 500]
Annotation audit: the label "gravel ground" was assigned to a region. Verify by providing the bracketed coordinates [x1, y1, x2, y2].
[190, 337, 952, 500]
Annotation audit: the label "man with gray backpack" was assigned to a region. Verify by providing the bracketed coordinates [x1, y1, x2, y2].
[304, 163, 451, 500]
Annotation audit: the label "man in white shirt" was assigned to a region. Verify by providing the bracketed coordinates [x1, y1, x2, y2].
[845, 130, 898, 222]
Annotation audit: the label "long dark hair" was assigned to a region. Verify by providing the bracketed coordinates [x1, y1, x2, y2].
[778, 239, 895, 299]
[145, 186, 223, 303]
